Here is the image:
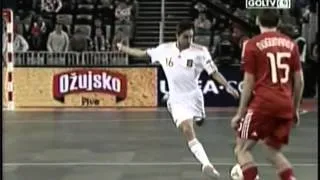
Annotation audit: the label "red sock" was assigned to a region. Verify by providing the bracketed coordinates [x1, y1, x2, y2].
[241, 163, 258, 180]
[279, 168, 296, 180]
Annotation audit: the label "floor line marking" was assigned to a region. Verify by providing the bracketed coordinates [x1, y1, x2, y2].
[3, 162, 317, 167]
[3, 108, 238, 112]
[3, 117, 231, 124]
[4, 113, 315, 124]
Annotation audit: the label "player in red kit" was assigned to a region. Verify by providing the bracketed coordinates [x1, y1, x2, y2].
[230, 10, 304, 180]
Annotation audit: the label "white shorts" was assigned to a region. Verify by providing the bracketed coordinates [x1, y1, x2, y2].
[167, 92, 206, 127]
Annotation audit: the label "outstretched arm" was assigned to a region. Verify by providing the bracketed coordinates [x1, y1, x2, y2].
[202, 47, 239, 99]
[117, 43, 148, 58]
[211, 71, 239, 98]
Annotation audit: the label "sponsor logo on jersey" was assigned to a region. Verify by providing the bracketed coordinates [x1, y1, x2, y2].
[53, 69, 127, 103]
[187, 59, 193, 67]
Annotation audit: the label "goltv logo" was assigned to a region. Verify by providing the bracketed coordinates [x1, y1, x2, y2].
[246, 0, 291, 9]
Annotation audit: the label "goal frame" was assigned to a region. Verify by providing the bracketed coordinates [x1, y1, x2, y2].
[2, 8, 14, 110]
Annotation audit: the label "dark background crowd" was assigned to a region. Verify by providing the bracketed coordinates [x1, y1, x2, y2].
[11, 0, 137, 52]
[191, 0, 318, 65]
[190, 0, 317, 97]
[2, 0, 318, 97]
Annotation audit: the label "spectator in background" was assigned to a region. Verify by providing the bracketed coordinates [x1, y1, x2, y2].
[93, 18, 105, 36]
[213, 30, 235, 65]
[216, 15, 229, 32]
[210, 31, 220, 55]
[278, 23, 307, 63]
[231, 23, 249, 61]
[94, 18, 103, 28]
[14, 24, 29, 52]
[232, 23, 249, 47]
[41, 0, 63, 13]
[100, 0, 113, 9]
[70, 28, 88, 52]
[310, 33, 318, 62]
[309, 32, 318, 98]
[96, 0, 114, 25]
[194, 13, 212, 33]
[47, 23, 69, 52]
[194, 2, 207, 13]
[299, 5, 318, 52]
[86, 34, 94, 51]
[112, 28, 129, 50]
[59, 0, 75, 13]
[29, 15, 48, 50]
[22, 11, 36, 38]
[295, 35, 307, 63]
[126, 0, 138, 18]
[115, 1, 132, 24]
[14, 15, 27, 38]
[93, 28, 110, 51]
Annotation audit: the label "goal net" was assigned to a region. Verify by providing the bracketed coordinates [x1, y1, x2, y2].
[2, 9, 14, 110]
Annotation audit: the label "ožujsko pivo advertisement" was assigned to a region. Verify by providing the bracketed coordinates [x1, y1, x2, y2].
[3, 67, 157, 108]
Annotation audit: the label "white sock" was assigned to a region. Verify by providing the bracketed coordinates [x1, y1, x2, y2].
[188, 138, 211, 166]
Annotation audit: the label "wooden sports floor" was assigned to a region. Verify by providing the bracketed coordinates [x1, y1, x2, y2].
[3, 102, 318, 180]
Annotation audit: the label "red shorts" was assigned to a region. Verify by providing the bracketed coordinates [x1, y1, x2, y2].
[236, 109, 293, 150]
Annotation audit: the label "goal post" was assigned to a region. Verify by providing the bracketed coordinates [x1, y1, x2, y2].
[2, 8, 14, 110]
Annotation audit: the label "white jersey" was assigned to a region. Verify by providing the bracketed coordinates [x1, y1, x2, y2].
[147, 42, 217, 100]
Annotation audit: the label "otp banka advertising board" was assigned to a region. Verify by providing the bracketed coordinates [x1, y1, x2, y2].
[157, 66, 243, 107]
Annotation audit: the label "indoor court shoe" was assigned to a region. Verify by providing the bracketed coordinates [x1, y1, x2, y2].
[202, 164, 220, 179]
[195, 117, 205, 127]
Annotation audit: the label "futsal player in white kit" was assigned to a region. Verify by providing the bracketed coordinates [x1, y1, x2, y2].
[117, 20, 239, 179]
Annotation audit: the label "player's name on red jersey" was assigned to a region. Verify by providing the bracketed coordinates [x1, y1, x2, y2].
[256, 37, 294, 51]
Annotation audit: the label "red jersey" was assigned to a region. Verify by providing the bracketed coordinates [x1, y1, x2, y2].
[242, 31, 301, 119]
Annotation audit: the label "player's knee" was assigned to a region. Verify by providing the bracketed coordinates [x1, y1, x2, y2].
[263, 142, 282, 162]
[181, 124, 193, 136]
[179, 120, 194, 138]
[264, 148, 277, 163]
[233, 143, 246, 156]
[236, 140, 256, 156]
[234, 144, 241, 156]
[265, 139, 283, 151]
[236, 147, 247, 156]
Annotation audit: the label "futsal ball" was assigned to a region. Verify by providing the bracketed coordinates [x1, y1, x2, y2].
[230, 164, 260, 180]
[230, 164, 243, 180]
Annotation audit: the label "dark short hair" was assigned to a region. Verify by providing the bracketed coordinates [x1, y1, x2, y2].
[258, 9, 280, 28]
[176, 20, 194, 36]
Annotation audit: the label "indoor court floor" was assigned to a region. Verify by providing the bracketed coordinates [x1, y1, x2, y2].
[3, 105, 318, 180]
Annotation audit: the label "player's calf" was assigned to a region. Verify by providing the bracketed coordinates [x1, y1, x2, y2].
[236, 150, 258, 180]
[231, 144, 260, 180]
[178, 120, 220, 179]
[180, 120, 210, 165]
[262, 142, 296, 180]
[233, 137, 243, 159]
[179, 119, 196, 141]
[234, 139, 258, 180]
[240, 162, 258, 180]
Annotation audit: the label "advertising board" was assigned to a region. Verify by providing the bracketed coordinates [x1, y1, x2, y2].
[157, 65, 243, 107]
[3, 67, 157, 108]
